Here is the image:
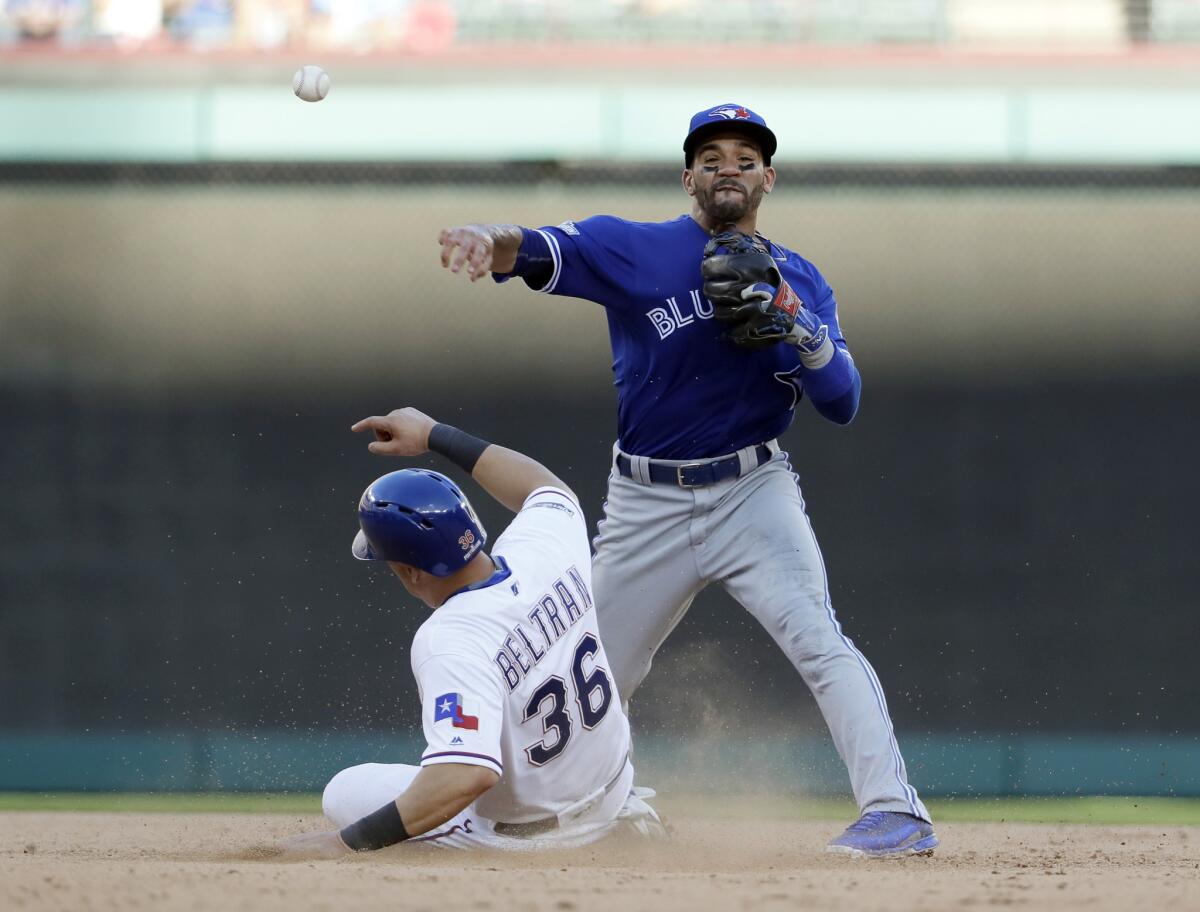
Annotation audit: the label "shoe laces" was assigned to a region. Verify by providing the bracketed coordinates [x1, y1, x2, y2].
[844, 811, 890, 833]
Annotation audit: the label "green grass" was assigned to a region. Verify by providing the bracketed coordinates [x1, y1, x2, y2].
[926, 796, 1200, 825]
[2, 793, 1199, 824]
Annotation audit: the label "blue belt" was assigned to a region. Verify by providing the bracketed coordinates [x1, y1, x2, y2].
[616, 444, 772, 488]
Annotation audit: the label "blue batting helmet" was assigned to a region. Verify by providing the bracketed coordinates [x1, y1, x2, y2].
[351, 469, 487, 576]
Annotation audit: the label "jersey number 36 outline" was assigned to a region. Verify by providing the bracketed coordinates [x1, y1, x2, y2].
[522, 632, 613, 766]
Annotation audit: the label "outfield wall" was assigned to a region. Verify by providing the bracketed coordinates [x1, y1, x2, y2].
[3, 81, 1199, 164]
[2, 732, 1197, 797]
[3, 48, 1200, 165]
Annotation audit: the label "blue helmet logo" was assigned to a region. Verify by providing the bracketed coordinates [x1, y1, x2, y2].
[352, 469, 487, 577]
[708, 105, 752, 121]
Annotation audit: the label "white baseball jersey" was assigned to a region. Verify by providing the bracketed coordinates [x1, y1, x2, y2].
[410, 486, 630, 825]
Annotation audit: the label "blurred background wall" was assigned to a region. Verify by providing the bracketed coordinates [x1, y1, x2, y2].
[1, 0, 1198, 796]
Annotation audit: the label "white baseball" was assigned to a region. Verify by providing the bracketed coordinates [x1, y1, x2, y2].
[292, 65, 330, 103]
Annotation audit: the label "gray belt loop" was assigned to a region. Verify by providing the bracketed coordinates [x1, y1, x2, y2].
[735, 444, 758, 476]
[616, 443, 653, 487]
[764, 438, 780, 456]
[631, 454, 652, 486]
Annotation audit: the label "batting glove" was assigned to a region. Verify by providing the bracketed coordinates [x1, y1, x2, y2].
[785, 306, 834, 368]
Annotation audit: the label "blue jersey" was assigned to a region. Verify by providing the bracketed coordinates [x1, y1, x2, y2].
[497, 214, 850, 460]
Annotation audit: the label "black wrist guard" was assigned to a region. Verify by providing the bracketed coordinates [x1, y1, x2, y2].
[428, 423, 491, 474]
[338, 801, 410, 851]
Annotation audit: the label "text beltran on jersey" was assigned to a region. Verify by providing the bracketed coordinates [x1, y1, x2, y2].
[493, 565, 593, 691]
[434, 692, 480, 730]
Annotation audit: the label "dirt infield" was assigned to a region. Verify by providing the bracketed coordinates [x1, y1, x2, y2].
[3, 806, 1197, 912]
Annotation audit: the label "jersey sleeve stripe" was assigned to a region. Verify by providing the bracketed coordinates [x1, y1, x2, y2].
[421, 750, 504, 776]
[523, 485, 580, 509]
[531, 229, 562, 294]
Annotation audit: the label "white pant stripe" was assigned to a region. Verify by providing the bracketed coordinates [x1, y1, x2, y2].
[790, 467, 922, 818]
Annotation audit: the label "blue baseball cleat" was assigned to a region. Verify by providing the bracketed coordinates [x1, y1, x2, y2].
[825, 811, 938, 858]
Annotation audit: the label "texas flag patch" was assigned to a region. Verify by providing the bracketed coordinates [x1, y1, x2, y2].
[434, 692, 479, 731]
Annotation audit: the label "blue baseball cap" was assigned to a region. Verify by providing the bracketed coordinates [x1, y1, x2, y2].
[683, 103, 777, 167]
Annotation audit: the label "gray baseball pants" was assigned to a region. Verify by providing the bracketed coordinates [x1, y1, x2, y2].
[592, 442, 930, 822]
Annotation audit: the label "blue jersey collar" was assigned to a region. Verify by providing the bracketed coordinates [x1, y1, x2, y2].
[686, 215, 776, 255]
[444, 555, 512, 603]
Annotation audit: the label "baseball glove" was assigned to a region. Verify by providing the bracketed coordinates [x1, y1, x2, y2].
[700, 230, 800, 350]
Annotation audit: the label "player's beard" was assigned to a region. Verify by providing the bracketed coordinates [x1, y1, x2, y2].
[697, 180, 764, 225]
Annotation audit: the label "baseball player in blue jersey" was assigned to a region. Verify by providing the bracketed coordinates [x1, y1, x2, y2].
[437, 103, 937, 857]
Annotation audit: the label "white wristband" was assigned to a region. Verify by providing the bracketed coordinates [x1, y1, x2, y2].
[796, 335, 835, 369]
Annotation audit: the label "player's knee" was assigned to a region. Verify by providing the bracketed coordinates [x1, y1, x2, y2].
[321, 763, 375, 826]
[776, 608, 850, 664]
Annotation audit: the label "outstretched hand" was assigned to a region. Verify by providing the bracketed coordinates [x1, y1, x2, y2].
[438, 224, 495, 281]
[276, 829, 352, 861]
[351, 407, 438, 457]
